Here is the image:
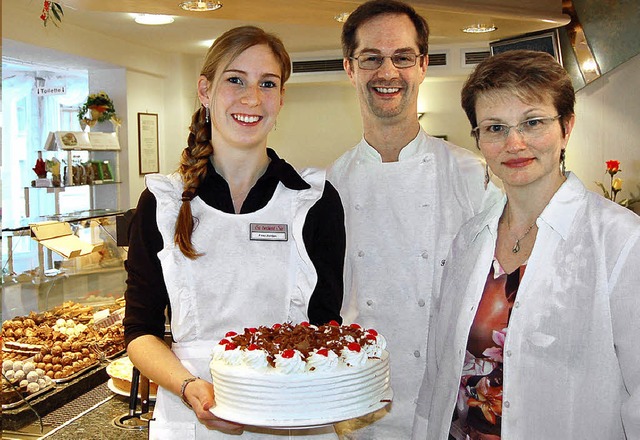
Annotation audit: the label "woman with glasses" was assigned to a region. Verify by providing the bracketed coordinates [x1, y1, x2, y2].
[413, 50, 640, 439]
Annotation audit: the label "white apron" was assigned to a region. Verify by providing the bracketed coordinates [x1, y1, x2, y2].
[145, 169, 338, 440]
[328, 131, 492, 439]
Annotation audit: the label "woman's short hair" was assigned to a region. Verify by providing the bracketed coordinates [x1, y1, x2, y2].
[341, 0, 429, 61]
[461, 49, 575, 130]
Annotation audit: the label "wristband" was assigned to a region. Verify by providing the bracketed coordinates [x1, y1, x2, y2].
[180, 376, 199, 409]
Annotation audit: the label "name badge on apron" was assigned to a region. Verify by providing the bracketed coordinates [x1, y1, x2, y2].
[250, 223, 288, 241]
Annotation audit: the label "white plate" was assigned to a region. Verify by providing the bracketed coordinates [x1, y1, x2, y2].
[107, 378, 157, 401]
[210, 388, 393, 429]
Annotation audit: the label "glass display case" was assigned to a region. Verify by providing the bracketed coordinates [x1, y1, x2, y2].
[2, 209, 127, 321]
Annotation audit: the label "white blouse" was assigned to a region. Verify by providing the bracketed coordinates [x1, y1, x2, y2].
[414, 172, 640, 440]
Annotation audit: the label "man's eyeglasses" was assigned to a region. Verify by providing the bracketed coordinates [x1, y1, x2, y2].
[471, 115, 562, 144]
[350, 52, 424, 70]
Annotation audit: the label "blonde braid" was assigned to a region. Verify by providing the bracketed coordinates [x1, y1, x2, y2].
[174, 105, 213, 259]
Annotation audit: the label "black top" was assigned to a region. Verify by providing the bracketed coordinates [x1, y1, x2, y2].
[123, 149, 345, 347]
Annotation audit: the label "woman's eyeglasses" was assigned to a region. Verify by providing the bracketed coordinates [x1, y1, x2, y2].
[471, 115, 562, 144]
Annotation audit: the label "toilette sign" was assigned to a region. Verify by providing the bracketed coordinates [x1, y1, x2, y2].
[36, 86, 66, 96]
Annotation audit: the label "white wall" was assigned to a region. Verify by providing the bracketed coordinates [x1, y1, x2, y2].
[567, 53, 640, 214]
[269, 81, 362, 168]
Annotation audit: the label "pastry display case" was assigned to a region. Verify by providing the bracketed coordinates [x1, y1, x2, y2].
[2, 209, 129, 431]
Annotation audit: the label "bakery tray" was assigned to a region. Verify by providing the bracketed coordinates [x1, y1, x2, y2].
[53, 361, 101, 384]
[1, 382, 55, 410]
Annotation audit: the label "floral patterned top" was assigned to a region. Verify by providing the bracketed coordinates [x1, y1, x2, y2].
[455, 258, 526, 439]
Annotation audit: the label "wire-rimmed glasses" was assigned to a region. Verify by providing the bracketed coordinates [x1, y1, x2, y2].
[471, 115, 562, 144]
[350, 52, 424, 70]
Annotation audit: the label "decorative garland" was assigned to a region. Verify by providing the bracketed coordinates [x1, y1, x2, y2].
[78, 92, 119, 127]
[41, 1, 64, 27]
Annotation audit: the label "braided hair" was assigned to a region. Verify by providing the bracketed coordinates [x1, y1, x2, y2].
[174, 26, 291, 259]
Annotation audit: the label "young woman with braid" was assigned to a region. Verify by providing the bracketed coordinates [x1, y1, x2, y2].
[123, 26, 346, 439]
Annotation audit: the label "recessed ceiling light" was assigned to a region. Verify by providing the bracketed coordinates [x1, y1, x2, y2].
[179, 1, 223, 12]
[134, 14, 175, 25]
[334, 12, 350, 23]
[462, 24, 497, 33]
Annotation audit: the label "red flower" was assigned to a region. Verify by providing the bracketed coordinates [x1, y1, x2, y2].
[606, 160, 621, 175]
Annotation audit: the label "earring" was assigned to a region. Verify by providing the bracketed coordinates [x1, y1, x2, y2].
[560, 149, 566, 175]
[484, 162, 490, 190]
[205, 104, 210, 124]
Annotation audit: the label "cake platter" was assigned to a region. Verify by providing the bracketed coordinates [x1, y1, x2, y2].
[210, 388, 393, 430]
[107, 379, 156, 401]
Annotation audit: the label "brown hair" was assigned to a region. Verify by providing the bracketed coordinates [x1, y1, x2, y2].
[461, 50, 575, 134]
[175, 26, 291, 259]
[341, 0, 429, 65]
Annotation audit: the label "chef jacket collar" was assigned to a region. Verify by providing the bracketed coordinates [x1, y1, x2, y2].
[360, 129, 425, 162]
[471, 171, 584, 244]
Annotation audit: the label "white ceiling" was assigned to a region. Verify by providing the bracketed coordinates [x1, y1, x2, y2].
[4, 0, 570, 61]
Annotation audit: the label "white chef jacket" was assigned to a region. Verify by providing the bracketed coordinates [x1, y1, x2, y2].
[145, 170, 337, 440]
[414, 172, 640, 440]
[327, 129, 500, 439]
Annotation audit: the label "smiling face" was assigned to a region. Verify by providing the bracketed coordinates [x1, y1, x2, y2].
[345, 13, 427, 125]
[476, 90, 574, 191]
[199, 44, 284, 151]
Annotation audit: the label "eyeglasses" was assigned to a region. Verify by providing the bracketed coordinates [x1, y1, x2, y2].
[471, 115, 562, 144]
[350, 52, 423, 70]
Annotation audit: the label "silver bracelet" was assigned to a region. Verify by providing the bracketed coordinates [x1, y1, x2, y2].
[180, 376, 199, 409]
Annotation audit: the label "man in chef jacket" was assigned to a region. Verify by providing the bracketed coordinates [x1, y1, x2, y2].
[328, 1, 500, 438]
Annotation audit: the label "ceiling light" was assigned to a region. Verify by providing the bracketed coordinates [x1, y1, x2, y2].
[179, 1, 222, 12]
[134, 14, 175, 25]
[334, 12, 350, 23]
[462, 24, 497, 34]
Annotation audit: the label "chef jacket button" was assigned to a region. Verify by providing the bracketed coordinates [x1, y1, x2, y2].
[354, 204, 361, 210]
[506, 350, 512, 357]
[413, 350, 421, 358]
[357, 250, 365, 257]
[504, 401, 510, 408]
[421, 251, 428, 259]
[514, 301, 520, 308]
[418, 299, 425, 307]
[470, 306, 475, 311]
[366, 300, 373, 306]
[421, 203, 430, 208]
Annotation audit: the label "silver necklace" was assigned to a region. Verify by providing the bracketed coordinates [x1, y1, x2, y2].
[506, 210, 537, 253]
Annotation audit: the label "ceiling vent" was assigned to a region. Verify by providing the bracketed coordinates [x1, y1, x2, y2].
[462, 49, 491, 67]
[428, 52, 447, 67]
[293, 59, 344, 74]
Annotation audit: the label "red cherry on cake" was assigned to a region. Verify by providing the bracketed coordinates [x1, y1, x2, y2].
[328, 320, 340, 326]
[366, 334, 377, 341]
[248, 328, 257, 333]
[225, 331, 237, 337]
[316, 348, 329, 357]
[225, 343, 237, 351]
[367, 329, 378, 336]
[272, 323, 282, 329]
[347, 342, 361, 352]
[219, 338, 230, 345]
[350, 323, 361, 329]
[281, 349, 296, 359]
[248, 344, 259, 351]
[300, 321, 310, 327]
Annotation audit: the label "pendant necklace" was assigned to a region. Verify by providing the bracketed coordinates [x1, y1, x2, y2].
[506, 209, 537, 253]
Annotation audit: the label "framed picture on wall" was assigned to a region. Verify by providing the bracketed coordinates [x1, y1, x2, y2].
[138, 112, 159, 174]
